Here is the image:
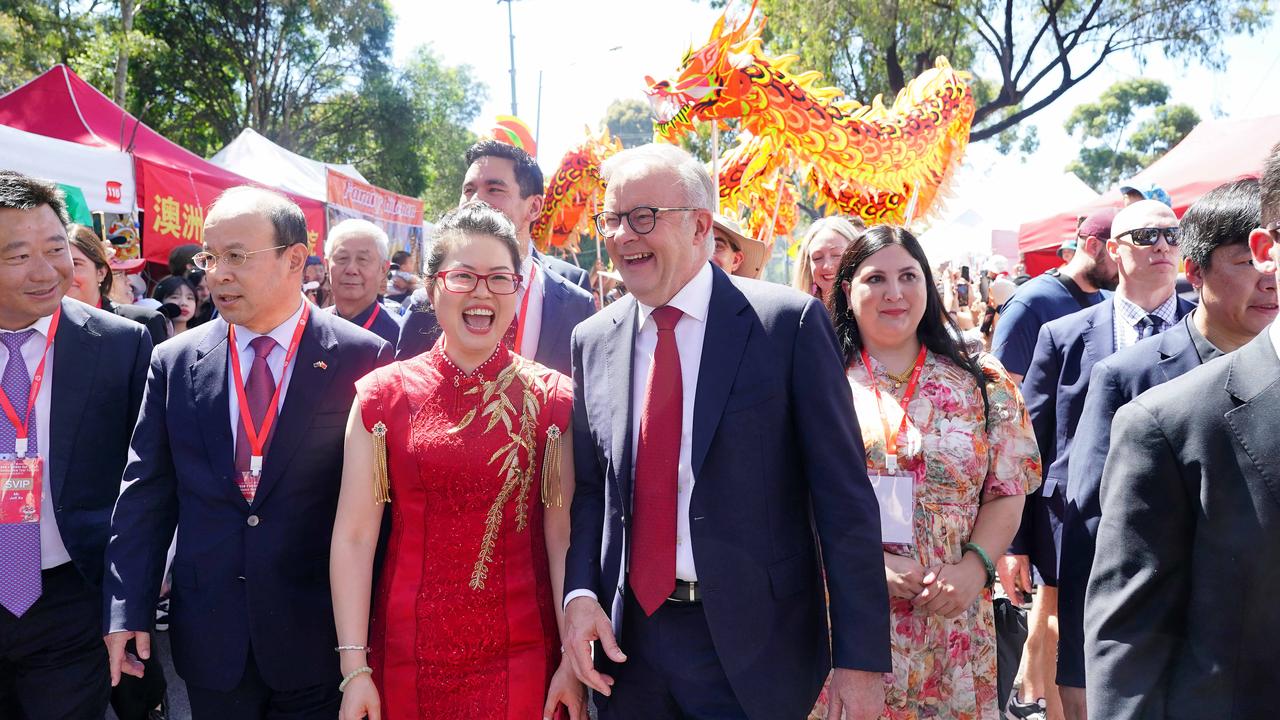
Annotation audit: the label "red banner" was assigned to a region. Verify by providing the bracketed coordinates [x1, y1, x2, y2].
[138, 158, 327, 265]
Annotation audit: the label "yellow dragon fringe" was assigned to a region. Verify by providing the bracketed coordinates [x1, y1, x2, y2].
[532, 126, 623, 251]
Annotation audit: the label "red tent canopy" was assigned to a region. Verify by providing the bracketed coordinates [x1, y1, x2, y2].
[0, 65, 327, 263]
[1018, 114, 1280, 266]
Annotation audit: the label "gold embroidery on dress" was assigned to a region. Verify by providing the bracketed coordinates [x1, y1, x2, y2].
[446, 357, 551, 590]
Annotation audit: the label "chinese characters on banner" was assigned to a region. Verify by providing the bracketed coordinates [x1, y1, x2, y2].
[138, 158, 327, 265]
[325, 168, 425, 272]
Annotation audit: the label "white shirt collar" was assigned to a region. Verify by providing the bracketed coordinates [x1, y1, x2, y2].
[0, 313, 54, 341]
[1270, 320, 1280, 361]
[636, 261, 714, 328]
[233, 296, 307, 354]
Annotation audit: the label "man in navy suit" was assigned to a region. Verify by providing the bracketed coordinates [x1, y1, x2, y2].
[562, 144, 890, 719]
[1005, 199, 1193, 717]
[397, 139, 595, 372]
[0, 171, 151, 719]
[323, 218, 403, 346]
[103, 187, 393, 719]
[1055, 179, 1275, 715]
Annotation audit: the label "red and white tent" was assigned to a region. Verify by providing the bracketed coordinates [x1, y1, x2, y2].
[0, 65, 328, 263]
[1017, 114, 1280, 275]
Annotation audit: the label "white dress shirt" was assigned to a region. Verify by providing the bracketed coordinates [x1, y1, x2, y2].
[226, 298, 306, 442]
[631, 262, 713, 581]
[0, 314, 72, 569]
[518, 243, 546, 359]
[1270, 319, 1280, 360]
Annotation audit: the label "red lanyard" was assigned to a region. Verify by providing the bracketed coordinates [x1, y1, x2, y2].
[228, 304, 310, 476]
[0, 308, 61, 457]
[361, 303, 381, 330]
[513, 262, 537, 353]
[859, 344, 927, 473]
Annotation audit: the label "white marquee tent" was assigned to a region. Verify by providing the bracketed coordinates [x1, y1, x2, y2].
[210, 127, 367, 201]
[0, 122, 136, 212]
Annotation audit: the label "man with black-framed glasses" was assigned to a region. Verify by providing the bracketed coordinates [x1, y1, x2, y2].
[103, 186, 393, 720]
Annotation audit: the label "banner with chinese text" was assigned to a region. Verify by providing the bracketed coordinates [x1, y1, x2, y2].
[138, 159, 327, 265]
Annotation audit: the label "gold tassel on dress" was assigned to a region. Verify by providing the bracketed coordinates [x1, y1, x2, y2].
[541, 425, 563, 509]
[372, 421, 391, 504]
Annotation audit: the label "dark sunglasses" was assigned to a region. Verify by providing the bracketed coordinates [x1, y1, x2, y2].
[1114, 226, 1180, 247]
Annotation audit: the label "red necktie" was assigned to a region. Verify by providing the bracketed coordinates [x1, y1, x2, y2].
[234, 335, 278, 502]
[630, 305, 683, 615]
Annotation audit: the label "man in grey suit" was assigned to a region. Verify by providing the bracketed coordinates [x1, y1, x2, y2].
[396, 140, 594, 370]
[1056, 179, 1275, 717]
[1084, 142, 1280, 719]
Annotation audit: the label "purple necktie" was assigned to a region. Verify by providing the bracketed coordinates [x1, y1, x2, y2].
[235, 335, 278, 503]
[0, 330, 41, 617]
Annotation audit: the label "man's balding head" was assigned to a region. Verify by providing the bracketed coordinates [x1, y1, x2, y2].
[1111, 200, 1178, 241]
[207, 186, 309, 251]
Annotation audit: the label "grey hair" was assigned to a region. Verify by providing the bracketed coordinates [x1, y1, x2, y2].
[425, 201, 522, 283]
[601, 143, 716, 214]
[325, 218, 390, 260]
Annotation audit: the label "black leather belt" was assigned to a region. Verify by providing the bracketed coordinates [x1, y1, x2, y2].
[668, 579, 702, 603]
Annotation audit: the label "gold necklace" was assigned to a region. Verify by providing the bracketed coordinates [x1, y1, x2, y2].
[885, 367, 914, 389]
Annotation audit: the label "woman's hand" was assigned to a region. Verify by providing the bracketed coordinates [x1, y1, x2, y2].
[884, 552, 928, 600]
[339, 673, 380, 720]
[912, 553, 987, 618]
[544, 654, 587, 720]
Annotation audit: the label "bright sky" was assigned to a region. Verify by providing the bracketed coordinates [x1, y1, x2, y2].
[389, 0, 1280, 209]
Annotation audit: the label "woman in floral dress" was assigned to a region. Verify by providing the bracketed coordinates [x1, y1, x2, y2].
[815, 225, 1041, 720]
[329, 202, 585, 720]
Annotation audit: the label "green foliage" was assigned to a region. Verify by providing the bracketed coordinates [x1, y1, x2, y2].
[710, 0, 1268, 144]
[601, 98, 654, 147]
[0, 0, 98, 91]
[1064, 79, 1199, 192]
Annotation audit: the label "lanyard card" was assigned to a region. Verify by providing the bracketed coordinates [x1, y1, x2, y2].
[868, 470, 914, 545]
[0, 455, 42, 525]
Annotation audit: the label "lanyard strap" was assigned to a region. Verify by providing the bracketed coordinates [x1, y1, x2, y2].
[0, 308, 61, 457]
[859, 344, 927, 472]
[361, 303, 381, 330]
[228, 304, 310, 474]
[513, 262, 537, 353]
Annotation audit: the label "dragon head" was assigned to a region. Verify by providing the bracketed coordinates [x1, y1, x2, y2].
[644, 0, 763, 142]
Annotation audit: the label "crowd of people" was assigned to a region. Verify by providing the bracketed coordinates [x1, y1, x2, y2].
[0, 135, 1277, 720]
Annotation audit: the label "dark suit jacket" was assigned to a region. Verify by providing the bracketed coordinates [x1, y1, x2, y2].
[103, 298, 169, 346]
[1085, 330, 1280, 719]
[565, 265, 891, 718]
[396, 261, 595, 374]
[533, 247, 592, 292]
[104, 306, 392, 692]
[46, 298, 152, 588]
[1056, 314, 1209, 687]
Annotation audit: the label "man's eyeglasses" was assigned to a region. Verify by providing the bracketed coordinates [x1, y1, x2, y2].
[593, 206, 702, 237]
[1113, 227, 1180, 247]
[431, 269, 522, 295]
[192, 245, 288, 271]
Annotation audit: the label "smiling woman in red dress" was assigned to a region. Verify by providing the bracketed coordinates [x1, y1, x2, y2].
[329, 201, 585, 720]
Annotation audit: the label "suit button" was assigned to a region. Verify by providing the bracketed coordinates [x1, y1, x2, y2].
[246, 515, 260, 527]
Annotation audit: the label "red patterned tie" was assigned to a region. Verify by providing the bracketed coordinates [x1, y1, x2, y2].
[630, 306, 683, 615]
[234, 336, 278, 502]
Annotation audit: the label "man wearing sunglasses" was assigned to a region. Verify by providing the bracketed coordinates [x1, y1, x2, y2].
[1007, 200, 1194, 717]
[1083, 144, 1280, 719]
[103, 186, 393, 719]
[1056, 179, 1276, 719]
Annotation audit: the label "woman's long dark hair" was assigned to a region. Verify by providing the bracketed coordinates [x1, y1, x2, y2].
[826, 224, 990, 420]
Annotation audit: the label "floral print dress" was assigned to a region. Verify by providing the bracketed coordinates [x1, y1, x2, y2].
[812, 351, 1041, 720]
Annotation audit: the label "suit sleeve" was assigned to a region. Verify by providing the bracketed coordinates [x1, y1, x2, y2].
[143, 313, 170, 346]
[1084, 400, 1190, 719]
[126, 325, 153, 431]
[1058, 361, 1125, 687]
[103, 350, 180, 634]
[564, 327, 604, 599]
[991, 299, 1036, 377]
[1009, 323, 1060, 555]
[793, 298, 891, 672]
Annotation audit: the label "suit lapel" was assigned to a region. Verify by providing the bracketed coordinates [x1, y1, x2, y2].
[1156, 317, 1198, 383]
[605, 297, 637, 515]
[535, 265, 564, 364]
[249, 311, 336, 508]
[48, 299, 98, 505]
[1081, 299, 1116, 368]
[691, 271, 752, 478]
[190, 318, 237, 496]
[1224, 331, 1280, 509]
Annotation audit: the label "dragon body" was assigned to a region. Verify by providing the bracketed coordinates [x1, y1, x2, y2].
[532, 127, 622, 251]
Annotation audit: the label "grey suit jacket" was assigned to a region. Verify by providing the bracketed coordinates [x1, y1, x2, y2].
[1085, 328, 1280, 719]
